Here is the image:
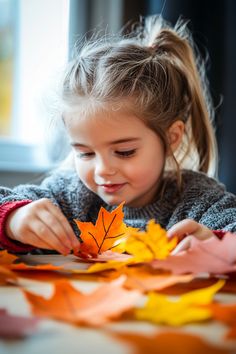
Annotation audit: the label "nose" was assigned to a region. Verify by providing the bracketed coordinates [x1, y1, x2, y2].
[95, 155, 117, 177]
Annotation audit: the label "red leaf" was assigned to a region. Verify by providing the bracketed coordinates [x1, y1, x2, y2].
[0, 309, 39, 338]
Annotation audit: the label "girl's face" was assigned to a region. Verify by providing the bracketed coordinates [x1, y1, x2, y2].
[65, 106, 165, 207]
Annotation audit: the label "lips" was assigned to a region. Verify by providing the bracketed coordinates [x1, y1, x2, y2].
[100, 183, 126, 193]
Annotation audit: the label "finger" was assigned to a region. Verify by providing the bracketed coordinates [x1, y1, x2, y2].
[19, 229, 57, 250]
[36, 208, 73, 250]
[43, 201, 80, 249]
[167, 219, 200, 240]
[29, 220, 71, 255]
[171, 236, 194, 255]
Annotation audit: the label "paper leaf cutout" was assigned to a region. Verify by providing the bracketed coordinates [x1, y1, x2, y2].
[0, 309, 39, 338]
[207, 302, 236, 339]
[122, 220, 177, 261]
[72, 259, 134, 274]
[151, 233, 236, 275]
[0, 250, 18, 264]
[111, 330, 231, 354]
[135, 280, 225, 326]
[0, 250, 62, 276]
[122, 267, 194, 292]
[23, 276, 141, 326]
[0, 265, 18, 285]
[0, 251, 19, 284]
[100, 264, 194, 292]
[79, 250, 133, 263]
[74, 203, 137, 256]
[9, 263, 63, 271]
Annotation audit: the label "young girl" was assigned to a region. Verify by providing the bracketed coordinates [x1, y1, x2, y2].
[1, 15, 236, 255]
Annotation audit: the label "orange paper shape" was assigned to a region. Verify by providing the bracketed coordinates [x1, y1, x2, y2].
[0, 265, 18, 285]
[9, 263, 63, 271]
[23, 276, 141, 326]
[110, 330, 231, 354]
[208, 302, 236, 339]
[123, 267, 194, 292]
[74, 203, 136, 257]
[100, 264, 194, 292]
[0, 250, 18, 265]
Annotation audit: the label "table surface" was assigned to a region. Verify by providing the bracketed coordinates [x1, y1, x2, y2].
[0, 254, 236, 354]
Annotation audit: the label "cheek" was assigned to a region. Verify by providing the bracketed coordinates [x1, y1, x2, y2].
[74, 160, 92, 182]
[126, 156, 164, 184]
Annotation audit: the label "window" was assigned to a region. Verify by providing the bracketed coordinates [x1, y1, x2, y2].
[0, 0, 69, 172]
[0, 0, 14, 138]
[0, 0, 125, 178]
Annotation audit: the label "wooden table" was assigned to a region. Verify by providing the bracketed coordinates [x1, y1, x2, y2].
[0, 255, 236, 354]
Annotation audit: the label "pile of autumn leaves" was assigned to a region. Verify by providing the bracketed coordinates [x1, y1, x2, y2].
[1, 203, 236, 340]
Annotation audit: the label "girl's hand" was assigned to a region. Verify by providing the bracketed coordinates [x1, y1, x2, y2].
[167, 219, 216, 254]
[5, 198, 80, 255]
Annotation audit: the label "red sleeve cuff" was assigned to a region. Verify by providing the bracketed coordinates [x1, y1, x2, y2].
[212, 230, 227, 239]
[0, 200, 36, 253]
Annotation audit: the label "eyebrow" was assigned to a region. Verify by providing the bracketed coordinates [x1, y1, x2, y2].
[70, 137, 141, 147]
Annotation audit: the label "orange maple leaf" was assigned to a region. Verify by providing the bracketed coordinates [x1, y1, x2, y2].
[0, 265, 18, 285]
[207, 303, 236, 339]
[0, 251, 19, 284]
[23, 277, 141, 326]
[74, 203, 136, 256]
[9, 263, 63, 271]
[0, 250, 18, 265]
[110, 330, 230, 354]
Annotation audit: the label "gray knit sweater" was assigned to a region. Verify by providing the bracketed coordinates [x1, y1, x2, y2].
[1, 169, 236, 236]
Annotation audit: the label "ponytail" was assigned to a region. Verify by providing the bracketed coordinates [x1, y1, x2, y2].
[142, 16, 217, 176]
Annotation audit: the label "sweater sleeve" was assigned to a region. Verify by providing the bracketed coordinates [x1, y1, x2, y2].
[199, 191, 236, 232]
[176, 171, 236, 233]
[0, 200, 36, 253]
[212, 230, 227, 239]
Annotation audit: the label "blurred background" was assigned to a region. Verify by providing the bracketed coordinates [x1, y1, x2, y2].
[0, 0, 236, 192]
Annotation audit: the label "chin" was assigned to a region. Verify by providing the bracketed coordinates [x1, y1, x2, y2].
[104, 199, 122, 206]
[101, 196, 127, 206]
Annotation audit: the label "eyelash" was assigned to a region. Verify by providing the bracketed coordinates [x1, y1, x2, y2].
[77, 149, 136, 159]
[78, 152, 94, 158]
[116, 149, 136, 157]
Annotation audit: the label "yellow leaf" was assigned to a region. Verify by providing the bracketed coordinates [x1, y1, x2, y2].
[71, 259, 134, 274]
[123, 220, 177, 261]
[135, 280, 225, 326]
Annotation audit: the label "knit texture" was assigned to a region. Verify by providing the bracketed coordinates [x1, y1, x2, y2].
[0, 169, 235, 253]
[0, 200, 35, 252]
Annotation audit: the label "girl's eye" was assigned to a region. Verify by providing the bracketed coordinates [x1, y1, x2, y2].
[116, 149, 136, 157]
[78, 152, 95, 158]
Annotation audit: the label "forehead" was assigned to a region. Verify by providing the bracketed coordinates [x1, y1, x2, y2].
[64, 102, 157, 144]
[65, 101, 145, 130]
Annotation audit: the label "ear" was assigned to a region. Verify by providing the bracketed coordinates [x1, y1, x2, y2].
[167, 120, 185, 153]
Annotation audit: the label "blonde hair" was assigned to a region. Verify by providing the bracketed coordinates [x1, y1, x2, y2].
[60, 15, 218, 183]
